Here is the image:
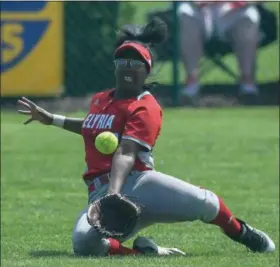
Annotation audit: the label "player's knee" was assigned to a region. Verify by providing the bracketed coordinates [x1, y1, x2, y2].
[72, 241, 108, 257]
[72, 233, 92, 257]
[200, 189, 220, 223]
[193, 187, 219, 223]
[178, 2, 199, 18]
[73, 244, 92, 257]
[72, 232, 109, 257]
[244, 5, 260, 25]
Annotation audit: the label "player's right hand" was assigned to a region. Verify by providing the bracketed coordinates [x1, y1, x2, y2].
[17, 97, 53, 125]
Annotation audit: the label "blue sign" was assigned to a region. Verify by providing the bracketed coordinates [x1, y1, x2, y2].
[1, 1, 63, 97]
[1, 20, 49, 73]
[0, 1, 47, 12]
[0, 1, 50, 73]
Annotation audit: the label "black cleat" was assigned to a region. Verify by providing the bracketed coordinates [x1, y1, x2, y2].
[226, 219, 275, 253]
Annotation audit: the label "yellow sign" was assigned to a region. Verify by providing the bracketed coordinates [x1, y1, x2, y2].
[1, 2, 63, 97]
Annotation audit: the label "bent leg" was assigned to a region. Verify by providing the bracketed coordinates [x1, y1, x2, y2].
[72, 200, 148, 257]
[72, 207, 109, 256]
[126, 170, 243, 236]
[123, 170, 275, 253]
[123, 171, 220, 224]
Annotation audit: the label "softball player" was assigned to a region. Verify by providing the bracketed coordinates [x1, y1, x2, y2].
[17, 18, 275, 257]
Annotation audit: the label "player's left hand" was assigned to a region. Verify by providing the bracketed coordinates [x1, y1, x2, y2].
[87, 193, 141, 239]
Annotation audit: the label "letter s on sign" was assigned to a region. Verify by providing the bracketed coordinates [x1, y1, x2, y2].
[1, 23, 24, 65]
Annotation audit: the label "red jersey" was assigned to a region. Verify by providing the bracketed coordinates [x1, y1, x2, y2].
[81, 89, 162, 180]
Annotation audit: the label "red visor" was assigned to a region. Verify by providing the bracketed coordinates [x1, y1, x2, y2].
[114, 42, 152, 73]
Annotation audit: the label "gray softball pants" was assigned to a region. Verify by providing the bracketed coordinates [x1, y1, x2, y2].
[72, 170, 220, 256]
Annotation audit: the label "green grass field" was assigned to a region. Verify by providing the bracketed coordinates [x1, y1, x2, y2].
[1, 108, 279, 267]
[125, 2, 280, 85]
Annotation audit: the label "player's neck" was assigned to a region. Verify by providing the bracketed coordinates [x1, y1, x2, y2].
[114, 87, 142, 99]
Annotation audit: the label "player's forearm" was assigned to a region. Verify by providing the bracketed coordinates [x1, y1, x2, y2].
[63, 118, 84, 135]
[52, 115, 84, 135]
[107, 149, 136, 194]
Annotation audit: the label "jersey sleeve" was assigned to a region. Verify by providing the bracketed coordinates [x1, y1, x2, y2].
[122, 106, 162, 151]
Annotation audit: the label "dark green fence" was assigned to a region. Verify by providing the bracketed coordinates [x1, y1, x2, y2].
[64, 2, 119, 97]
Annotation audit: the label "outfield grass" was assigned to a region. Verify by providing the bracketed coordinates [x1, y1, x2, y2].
[129, 2, 279, 85]
[1, 108, 279, 267]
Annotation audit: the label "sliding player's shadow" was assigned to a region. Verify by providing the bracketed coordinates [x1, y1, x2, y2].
[29, 250, 75, 258]
[29, 250, 161, 259]
[30, 249, 225, 258]
[29, 249, 184, 259]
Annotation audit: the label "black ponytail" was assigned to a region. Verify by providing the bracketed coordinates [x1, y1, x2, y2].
[115, 17, 168, 48]
[138, 17, 168, 46]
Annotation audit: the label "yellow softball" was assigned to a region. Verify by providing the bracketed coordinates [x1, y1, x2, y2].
[95, 131, 119, 155]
